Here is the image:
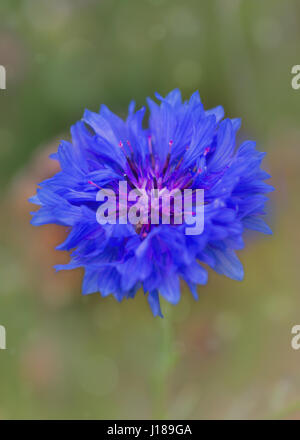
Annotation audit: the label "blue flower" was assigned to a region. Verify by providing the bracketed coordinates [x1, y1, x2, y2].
[30, 89, 273, 317]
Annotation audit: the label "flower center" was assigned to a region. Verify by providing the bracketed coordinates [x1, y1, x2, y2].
[117, 137, 201, 237]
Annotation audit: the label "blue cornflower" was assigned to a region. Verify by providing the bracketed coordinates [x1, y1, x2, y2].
[30, 90, 273, 317]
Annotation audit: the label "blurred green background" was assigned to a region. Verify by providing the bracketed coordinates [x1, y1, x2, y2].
[1, 0, 300, 420]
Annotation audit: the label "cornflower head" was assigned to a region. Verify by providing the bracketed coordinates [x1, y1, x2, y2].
[30, 90, 273, 317]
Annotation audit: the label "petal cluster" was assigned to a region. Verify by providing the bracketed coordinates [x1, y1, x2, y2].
[30, 90, 273, 317]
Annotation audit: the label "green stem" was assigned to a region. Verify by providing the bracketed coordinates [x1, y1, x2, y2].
[152, 307, 178, 419]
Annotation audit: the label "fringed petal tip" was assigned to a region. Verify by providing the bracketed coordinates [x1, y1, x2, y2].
[147, 290, 164, 318]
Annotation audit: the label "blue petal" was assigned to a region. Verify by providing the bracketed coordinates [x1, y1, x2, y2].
[159, 273, 181, 304]
[209, 119, 234, 171]
[155, 89, 182, 108]
[208, 247, 244, 281]
[243, 216, 272, 235]
[82, 269, 99, 295]
[205, 105, 224, 123]
[147, 290, 163, 317]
